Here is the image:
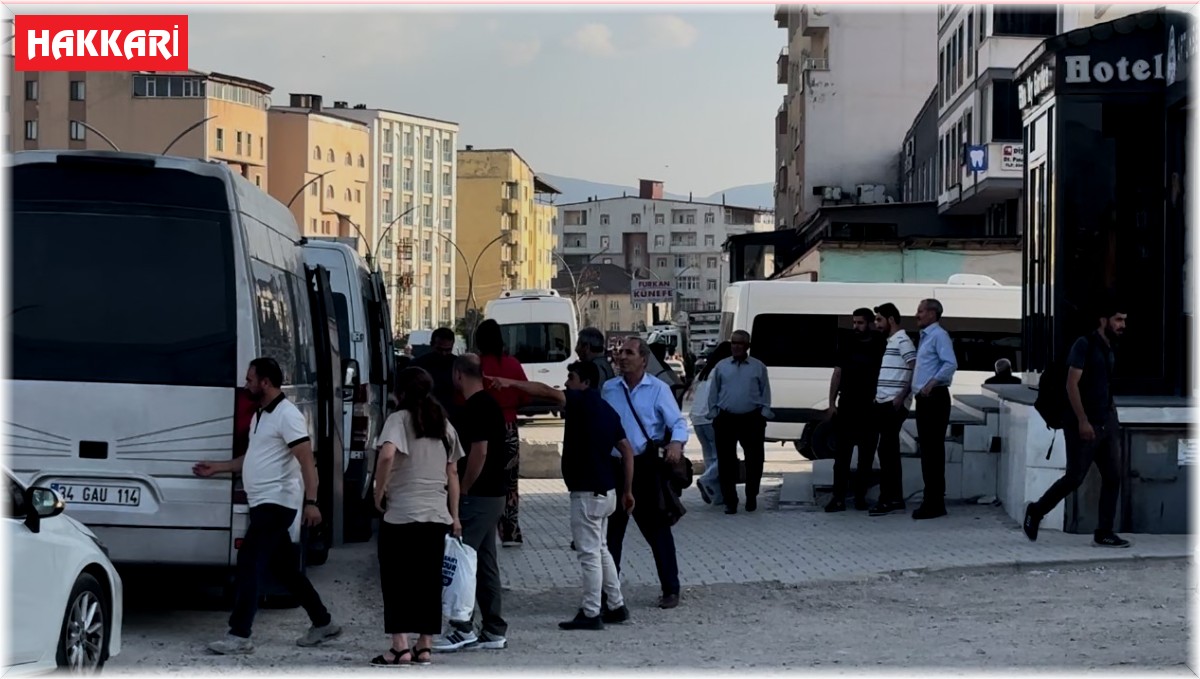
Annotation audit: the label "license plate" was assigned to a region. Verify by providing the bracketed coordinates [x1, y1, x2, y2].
[49, 483, 141, 507]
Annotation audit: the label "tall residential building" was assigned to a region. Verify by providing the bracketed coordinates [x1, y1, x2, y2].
[773, 5, 936, 228]
[336, 105, 460, 335]
[934, 6, 1057, 235]
[8, 65, 273, 187]
[267, 94, 370, 251]
[455, 147, 560, 316]
[555, 180, 774, 350]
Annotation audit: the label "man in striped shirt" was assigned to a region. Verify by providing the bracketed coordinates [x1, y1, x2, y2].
[869, 303, 917, 517]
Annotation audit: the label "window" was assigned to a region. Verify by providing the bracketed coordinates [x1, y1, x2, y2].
[236, 131, 243, 155]
[423, 169, 433, 193]
[327, 185, 334, 199]
[24, 120, 37, 141]
[10, 162, 240, 387]
[655, 214, 665, 224]
[403, 130, 413, 154]
[609, 300, 620, 311]
[24, 80, 38, 101]
[442, 171, 451, 193]
[707, 257, 718, 268]
[443, 141, 453, 162]
[704, 235, 716, 247]
[344, 189, 352, 201]
[383, 198, 392, 222]
[655, 235, 665, 247]
[423, 203, 433, 226]
[590, 300, 601, 310]
[403, 201, 413, 225]
[685, 214, 695, 225]
[657, 257, 668, 267]
[382, 165, 393, 189]
[600, 214, 610, 225]
[69, 80, 85, 101]
[358, 154, 366, 167]
[704, 213, 715, 224]
[632, 214, 641, 225]
[260, 137, 265, 159]
[610, 322, 621, 332]
[247, 134, 253, 157]
[255, 175, 261, 187]
[216, 129, 226, 151]
[423, 134, 433, 159]
[345, 152, 353, 166]
[442, 204, 452, 222]
[602, 258, 612, 265]
[356, 189, 362, 203]
[600, 236, 610, 249]
[327, 149, 335, 163]
[422, 238, 432, 261]
[706, 279, 718, 291]
[497, 323, 573, 363]
[311, 218, 318, 231]
[69, 121, 85, 141]
[314, 146, 322, 160]
[310, 183, 318, 197]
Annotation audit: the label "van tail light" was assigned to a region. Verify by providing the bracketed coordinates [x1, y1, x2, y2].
[231, 388, 256, 506]
[234, 538, 244, 550]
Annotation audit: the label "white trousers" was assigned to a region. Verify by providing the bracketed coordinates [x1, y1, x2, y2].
[569, 491, 624, 617]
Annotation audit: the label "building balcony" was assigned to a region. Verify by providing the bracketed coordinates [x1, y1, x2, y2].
[777, 47, 790, 84]
[501, 198, 518, 214]
[975, 34, 1044, 72]
[800, 5, 830, 36]
[802, 56, 829, 72]
[938, 142, 1025, 216]
[774, 4, 788, 27]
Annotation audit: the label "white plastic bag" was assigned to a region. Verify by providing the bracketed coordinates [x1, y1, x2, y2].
[442, 535, 477, 621]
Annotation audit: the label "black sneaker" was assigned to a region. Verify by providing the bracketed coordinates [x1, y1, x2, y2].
[1022, 504, 1041, 542]
[601, 605, 630, 624]
[911, 504, 947, 520]
[1094, 533, 1131, 548]
[724, 504, 738, 515]
[853, 497, 870, 511]
[869, 500, 905, 517]
[825, 499, 846, 513]
[559, 609, 603, 631]
[746, 496, 757, 512]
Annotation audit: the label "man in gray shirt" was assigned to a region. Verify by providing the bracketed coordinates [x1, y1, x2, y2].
[706, 330, 773, 514]
[576, 327, 615, 388]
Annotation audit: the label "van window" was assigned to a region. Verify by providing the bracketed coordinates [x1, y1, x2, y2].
[251, 259, 315, 386]
[360, 271, 387, 384]
[12, 164, 237, 387]
[331, 293, 352, 359]
[751, 313, 1021, 372]
[498, 323, 572, 364]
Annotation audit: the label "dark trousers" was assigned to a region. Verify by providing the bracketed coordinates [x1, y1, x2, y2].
[229, 503, 330, 639]
[378, 521, 449, 635]
[606, 455, 680, 597]
[830, 400, 880, 501]
[499, 423, 522, 543]
[1031, 409, 1122, 535]
[714, 410, 767, 508]
[450, 495, 507, 637]
[915, 387, 951, 508]
[873, 400, 909, 504]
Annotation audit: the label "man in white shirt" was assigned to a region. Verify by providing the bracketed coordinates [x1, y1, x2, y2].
[869, 303, 918, 517]
[194, 357, 341, 655]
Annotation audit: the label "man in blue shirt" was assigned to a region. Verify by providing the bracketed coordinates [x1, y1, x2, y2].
[912, 298, 958, 520]
[601, 337, 688, 610]
[706, 330, 773, 515]
[491, 361, 637, 629]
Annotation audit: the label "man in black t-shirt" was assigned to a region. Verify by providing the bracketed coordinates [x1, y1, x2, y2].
[1024, 302, 1130, 548]
[825, 308, 885, 512]
[433, 354, 510, 653]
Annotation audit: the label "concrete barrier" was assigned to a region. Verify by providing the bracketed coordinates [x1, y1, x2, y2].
[518, 441, 563, 479]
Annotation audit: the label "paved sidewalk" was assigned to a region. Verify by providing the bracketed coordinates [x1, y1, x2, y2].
[503, 479, 1191, 593]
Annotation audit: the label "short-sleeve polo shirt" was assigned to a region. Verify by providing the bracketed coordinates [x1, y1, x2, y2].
[241, 393, 310, 510]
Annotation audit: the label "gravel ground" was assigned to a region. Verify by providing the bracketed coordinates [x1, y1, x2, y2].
[111, 557, 1191, 674]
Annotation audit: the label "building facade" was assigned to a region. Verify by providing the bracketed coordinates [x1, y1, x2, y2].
[336, 105, 460, 335]
[556, 180, 774, 346]
[267, 94, 370, 250]
[455, 147, 560, 316]
[9, 65, 273, 188]
[551, 263, 649, 335]
[773, 5, 937, 228]
[934, 5, 1059, 236]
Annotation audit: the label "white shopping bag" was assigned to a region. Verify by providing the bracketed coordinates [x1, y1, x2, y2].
[442, 536, 477, 621]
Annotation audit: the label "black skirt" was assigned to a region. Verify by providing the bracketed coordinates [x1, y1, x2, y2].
[378, 520, 450, 635]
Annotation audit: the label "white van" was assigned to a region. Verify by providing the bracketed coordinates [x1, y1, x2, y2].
[301, 240, 394, 543]
[720, 279, 1021, 457]
[7, 150, 346, 570]
[484, 290, 577, 414]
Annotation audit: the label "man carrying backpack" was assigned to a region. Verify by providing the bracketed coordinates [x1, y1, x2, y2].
[1024, 301, 1129, 548]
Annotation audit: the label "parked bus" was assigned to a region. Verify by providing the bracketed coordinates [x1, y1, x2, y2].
[719, 278, 1022, 459]
[7, 150, 352, 571]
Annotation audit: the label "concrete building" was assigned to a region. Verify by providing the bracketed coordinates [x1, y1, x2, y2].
[8, 65, 273, 187]
[935, 6, 1058, 235]
[336, 105, 460, 335]
[455, 147, 561, 316]
[555, 180, 774, 350]
[773, 5, 937, 228]
[267, 94, 370, 250]
[551, 263, 649, 336]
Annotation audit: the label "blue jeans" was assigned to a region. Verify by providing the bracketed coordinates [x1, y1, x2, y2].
[693, 423, 724, 505]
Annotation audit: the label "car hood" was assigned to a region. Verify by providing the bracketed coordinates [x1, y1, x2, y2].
[63, 513, 98, 540]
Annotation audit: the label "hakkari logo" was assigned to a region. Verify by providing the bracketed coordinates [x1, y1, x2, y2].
[14, 15, 189, 72]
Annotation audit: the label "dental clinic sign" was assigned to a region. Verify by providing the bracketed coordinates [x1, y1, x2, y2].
[13, 15, 189, 71]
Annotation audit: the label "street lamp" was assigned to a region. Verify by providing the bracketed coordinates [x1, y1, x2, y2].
[332, 205, 418, 270]
[552, 248, 610, 324]
[161, 115, 218, 156]
[287, 170, 335, 209]
[434, 231, 509, 341]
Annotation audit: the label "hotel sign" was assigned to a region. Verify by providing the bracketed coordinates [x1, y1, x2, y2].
[1063, 53, 1168, 84]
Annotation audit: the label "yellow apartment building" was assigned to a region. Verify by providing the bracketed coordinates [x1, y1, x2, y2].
[8, 63, 273, 188]
[267, 94, 371, 250]
[455, 147, 560, 316]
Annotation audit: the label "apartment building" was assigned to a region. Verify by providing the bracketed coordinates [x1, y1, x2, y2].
[336, 105, 460, 335]
[267, 94, 370, 250]
[773, 5, 936, 228]
[454, 147, 560, 316]
[8, 65, 273, 187]
[551, 263, 649, 335]
[935, 6, 1058, 235]
[556, 180, 773, 344]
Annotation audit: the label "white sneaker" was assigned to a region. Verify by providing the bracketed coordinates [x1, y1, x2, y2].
[208, 634, 254, 655]
[473, 632, 507, 650]
[432, 629, 478, 653]
[297, 621, 342, 647]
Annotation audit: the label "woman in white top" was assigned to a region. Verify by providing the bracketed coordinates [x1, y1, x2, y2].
[370, 367, 464, 667]
[688, 342, 732, 506]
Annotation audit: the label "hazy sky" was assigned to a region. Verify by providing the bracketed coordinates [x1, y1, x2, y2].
[10, 4, 783, 195]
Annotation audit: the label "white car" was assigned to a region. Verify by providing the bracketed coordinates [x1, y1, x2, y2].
[5, 470, 123, 675]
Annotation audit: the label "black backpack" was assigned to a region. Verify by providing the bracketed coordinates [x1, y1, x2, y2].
[1033, 334, 1100, 459]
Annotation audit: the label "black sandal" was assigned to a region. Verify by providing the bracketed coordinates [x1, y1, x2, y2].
[370, 648, 413, 667]
[413, 648, 432, 666]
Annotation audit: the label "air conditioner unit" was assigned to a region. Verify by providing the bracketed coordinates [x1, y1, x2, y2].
[822, 186, 843, 201]
[856, 184, 887, 205]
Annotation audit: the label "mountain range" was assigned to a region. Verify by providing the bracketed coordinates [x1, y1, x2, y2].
[539, 173, 774, 210]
